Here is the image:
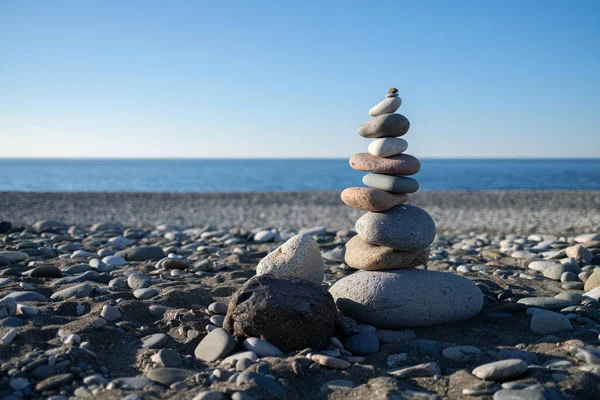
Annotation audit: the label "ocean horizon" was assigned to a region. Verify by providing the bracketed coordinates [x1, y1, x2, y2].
[1, 158, 599, 192]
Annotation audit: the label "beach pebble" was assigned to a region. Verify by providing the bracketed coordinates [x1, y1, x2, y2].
[224, 275, 336, 353]
[329, 269, 483, 328]
[369, 96, 402, 117]
[357, 113, 410, 138]
[128, 273, 151, 290]
[134, 288, 158, 299]
[368, 137, 408, 158]
[566, 244, 593, 261]
[349, 153, 420, 175]
[310, 354, 351, 369]
[151, 349, 182, 368]
[209, 302, 228, 315]
[253, 230, 275, 243]
[1, 291, 48, 302]
[341, 187, 407, 212]
[362, 173, 419, 193]
[530, 309, 572, 334]
[517, 297, 572, 310]
[35, 373, 74, 391]
[1, 328, 18, 344]
[342, 331, 379, 356]
[343, 236, 428, 270]
[116, 246, 165, 261]
[193, 392, 226, 400]
[142, 333, 169, 349]
[388, 362, 441, 378]
[102, 255, 127, 266]
[492, 385, 561, 400]
[146, 367, 195, 386]
[0, 251, 28, 262]
[442, 346, 482, 362]
[195, 328, 238, 362]
[256, 234, 325, 286]
[472, 359, 528, 381]
[242, 338, 284, 357]
[50, 283, 92, 301]
[583, 270, 600, 291]
[29, 265, 61, 278]
[355, 205, 436, 251]
[101, 304, 122, 321]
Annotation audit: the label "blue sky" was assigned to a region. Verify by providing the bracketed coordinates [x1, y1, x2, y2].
[1, 0, 599, 158]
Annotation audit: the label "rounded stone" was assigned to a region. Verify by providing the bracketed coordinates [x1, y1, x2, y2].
[242, 337, 284, 357]
[349, 153, 420, 176]
[362, 173, 419, 193]
[584, 270, 600, 291]
[355, 205, 436, 251]
[342, 235, 428, 270]
[195, 328, 238, 362]
[329, 269, 483, 329]
[358, 114, 410, 138]
[340, 187, 407, 212]
[224, 275, 336, 353]
[341, 331, 380, 356]
[369, 96, 402, 117]
[472, 359, 528, 381]
[368, 138, 408, 157]
[256, 234, 324, 286]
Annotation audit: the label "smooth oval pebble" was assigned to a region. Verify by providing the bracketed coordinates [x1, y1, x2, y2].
[368, 137, 408, 157]
[342, 235, 428, 270]
[242, 337, 284, 357]
[349, 153, 420, 176]
[340, 187, 407, 212]
[472, 359, 528, 381]
[355, 205, 436, 251]
[329, 269, 483, 328]
[357, 113, 410, 138]
[362, 173, 419, 193]
[368, 96, 402, 117]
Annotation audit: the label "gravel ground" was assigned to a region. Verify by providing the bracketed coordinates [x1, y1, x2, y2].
[1, 191, 599, 234]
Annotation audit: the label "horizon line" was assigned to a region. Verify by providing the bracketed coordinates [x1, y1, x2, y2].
[0, 156, 599, 161]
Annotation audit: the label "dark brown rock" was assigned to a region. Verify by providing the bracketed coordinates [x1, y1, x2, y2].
[223, 274, 336, 353]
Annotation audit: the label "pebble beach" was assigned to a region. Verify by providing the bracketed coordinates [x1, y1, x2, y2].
[0, 190, 599, 399]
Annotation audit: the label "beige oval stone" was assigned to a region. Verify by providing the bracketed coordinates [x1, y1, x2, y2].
[349, 153, 420, 175]
[343, 235, 428, 270]
[584, 270, 600, 291]
[340, 187, 407, 212]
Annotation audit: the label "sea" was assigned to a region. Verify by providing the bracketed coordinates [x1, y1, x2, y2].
[0, 159, 599, 192]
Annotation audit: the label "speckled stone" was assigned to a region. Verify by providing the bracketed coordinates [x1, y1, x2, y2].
[342, 235, 428, 270]
[472, 359, 528, 381]
[368, 138, 408, 157]
[362, 173, 419, 193]
[329, 269, 483, 328]
[357, 114, 410, 138]
[349, 153, 420, 176]
[355, 205, 436, 251]
[341, 187, 407, 212]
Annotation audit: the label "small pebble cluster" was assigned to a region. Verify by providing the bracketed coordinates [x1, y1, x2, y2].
[0, 218, 600, 399]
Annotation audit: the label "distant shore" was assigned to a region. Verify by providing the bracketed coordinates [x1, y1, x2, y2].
[1, 190, 598, 234]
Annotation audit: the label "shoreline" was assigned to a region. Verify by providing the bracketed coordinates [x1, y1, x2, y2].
[1, 190, 599, 234]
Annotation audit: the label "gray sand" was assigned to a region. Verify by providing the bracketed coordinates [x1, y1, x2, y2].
[0, 190, 598, 234]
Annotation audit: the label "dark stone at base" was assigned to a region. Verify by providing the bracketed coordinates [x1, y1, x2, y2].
[116, 246, 165, 261]
[224, 274, 336, 353]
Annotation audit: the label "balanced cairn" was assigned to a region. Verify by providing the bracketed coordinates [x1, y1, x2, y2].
[330, 88, 483, 329]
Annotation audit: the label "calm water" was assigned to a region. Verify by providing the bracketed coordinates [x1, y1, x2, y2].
[0, 159, 599, 192]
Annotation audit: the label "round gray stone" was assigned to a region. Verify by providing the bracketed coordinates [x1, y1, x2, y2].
[194, 328, 237, 362]
[329, 269, 483, 328]
[355, 205, 436, 251]
[362, 173, 419, 193]
[357, 113, 410, 138]
[342, 331, 379, 356]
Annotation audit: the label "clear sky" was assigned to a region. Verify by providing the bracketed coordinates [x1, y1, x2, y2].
[1, 0, 599, 159]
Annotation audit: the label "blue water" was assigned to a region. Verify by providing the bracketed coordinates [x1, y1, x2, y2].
[0, 159, 598, 192]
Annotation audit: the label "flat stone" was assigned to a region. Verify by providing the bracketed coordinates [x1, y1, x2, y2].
[102, 255, 127, 266]
[442, 346, 482, 362]
[0, 317, 24, 327]
[584, 270, 600, 291]
[35, 373, 73, 391]
[1, 291, 48, 302]
[321, 379, 355, 392]
[355, 205, 436, 251]
[151, 349, 182, 368]
[116, 246, 165, 261]
[253, 230, 275, 243]
[134, 288, 158, 299]
[29, 266, 62, 278]
[493, 384, 562, 400]
[530, 310, 572, 334]
[472, 359, 528, 381]
[341, 187, 407, 212]
[362, 173, 419, 193]
[0, 251, 28, 262]
[343, 235, 428, 270]
[575, 233, 600, 243]
[329, 269, 483, 328]
[388, 362, 440, 378]
[368, 137, 408, 157]
[584, 286, 600, 300]
[146, 368, 195, 386]
[115, 376, 152, 390]
[236, 371, 286, 399]
[311, 354, 351, 369]
[349, 153, 420, 175]
[142, 333, 168, 349]
[194, 328, 237, 362]
[208, 302, 228, 315]
[369, 96, 402, 117]
[159, 258, 188, 270]
[517, 297, 572, 310]
[242, 337, 284, 357]
[358, 113, 410, 138]
[256, 234, 325, 286]
[566, 244, 593, 262]
[50, 283, 93, 301]
[128, 274, 151, 290]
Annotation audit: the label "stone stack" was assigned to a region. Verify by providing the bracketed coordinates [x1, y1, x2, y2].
[330, 88, 483, 329]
